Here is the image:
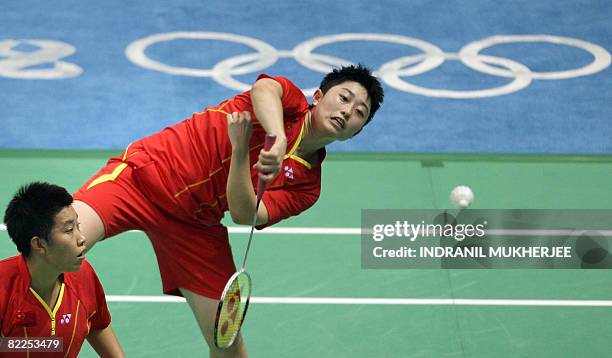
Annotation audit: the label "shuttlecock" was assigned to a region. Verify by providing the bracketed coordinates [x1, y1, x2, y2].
[450, 185, 474, 209]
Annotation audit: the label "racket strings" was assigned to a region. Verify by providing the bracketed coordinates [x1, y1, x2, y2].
[216, 273, 251, 347]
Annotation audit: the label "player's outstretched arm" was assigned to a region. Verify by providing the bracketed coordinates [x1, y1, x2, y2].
[87, 325, 125, 357]
[226, 111, 270, 225]
[250, 78, 287, 182]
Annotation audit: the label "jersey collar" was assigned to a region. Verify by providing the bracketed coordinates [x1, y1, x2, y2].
[283, 119, 326, 170]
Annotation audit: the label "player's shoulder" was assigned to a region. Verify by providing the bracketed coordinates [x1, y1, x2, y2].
[0, 256, 23, 304]
[256, 73, 291, 84]
[0, 255, 20, 267]
[0, 255, 22, 280]
[256, 74, 301, 93]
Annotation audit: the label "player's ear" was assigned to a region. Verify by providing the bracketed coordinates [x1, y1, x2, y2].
[30, 236, 49, 255]
[312, 89, 323, 106]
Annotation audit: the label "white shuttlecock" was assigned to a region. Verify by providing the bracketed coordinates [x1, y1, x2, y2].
[450, 185, 474, 208]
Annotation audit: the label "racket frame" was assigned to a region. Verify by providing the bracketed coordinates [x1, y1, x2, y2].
[213, 269, 252, 348]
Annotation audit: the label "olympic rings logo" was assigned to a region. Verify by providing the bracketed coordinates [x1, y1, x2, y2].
[125, 32, 611, 99]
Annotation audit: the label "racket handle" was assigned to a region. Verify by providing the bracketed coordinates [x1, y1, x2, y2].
[257, 134, 277, 200]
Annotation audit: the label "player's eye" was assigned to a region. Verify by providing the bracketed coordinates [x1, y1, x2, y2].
[339, 94, 347, 102]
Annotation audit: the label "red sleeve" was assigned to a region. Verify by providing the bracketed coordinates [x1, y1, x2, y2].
[0, 257, 20, 336]
[256, 74, 308, 121]
[82, 262, 112, 330]
[258, 183, 321, 229]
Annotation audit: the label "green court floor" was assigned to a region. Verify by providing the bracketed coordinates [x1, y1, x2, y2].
[1, 151, 612, 357]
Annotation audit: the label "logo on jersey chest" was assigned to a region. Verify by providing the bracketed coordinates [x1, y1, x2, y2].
[283, 165, 294, 180]
[60, 313, 72, 325]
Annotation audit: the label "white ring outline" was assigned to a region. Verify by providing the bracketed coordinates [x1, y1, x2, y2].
[124, 32, 611, 98]
[292, 33, 445, 76]
[214, 33, 447, 96]
[125, 31, 278, 77]
[379, 52, 533, 99]
[212, 50, 339, 96]
[460, 35, 612, 80]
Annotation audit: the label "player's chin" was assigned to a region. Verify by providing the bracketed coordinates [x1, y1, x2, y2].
[335, 130, 356, 142]
[325, 123, 350, 141]
[66, 259, 84, 272]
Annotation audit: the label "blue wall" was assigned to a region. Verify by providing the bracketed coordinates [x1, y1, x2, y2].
[0, 0, 610, 153]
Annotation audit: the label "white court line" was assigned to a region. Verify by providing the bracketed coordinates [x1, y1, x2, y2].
[0, 224, 361, 234]
[105, 295, 612, 307]
[0, 226, 355, 234]
[4, 221, 609, 307]
[2, 224, 611, 236]
[0, 225, 359, 235]
[229, 226, 360, 235]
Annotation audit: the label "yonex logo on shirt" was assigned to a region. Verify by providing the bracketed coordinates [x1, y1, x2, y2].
[60, 313, 72, 325]
[284, 166, 294, 180]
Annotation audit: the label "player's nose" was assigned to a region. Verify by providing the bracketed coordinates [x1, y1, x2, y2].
[77, 232, 86, 247]
[340, 106, 351, 120]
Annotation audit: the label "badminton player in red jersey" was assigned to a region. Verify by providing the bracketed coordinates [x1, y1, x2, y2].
[0, 182, 125, 358]
[72, 64, 383, 357]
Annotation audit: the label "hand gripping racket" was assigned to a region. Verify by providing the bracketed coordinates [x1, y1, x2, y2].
[214, 134, 276, 348]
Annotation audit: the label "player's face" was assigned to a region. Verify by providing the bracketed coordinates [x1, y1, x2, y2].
[312, 81, 371, 141]
[45, 206, 87, 272]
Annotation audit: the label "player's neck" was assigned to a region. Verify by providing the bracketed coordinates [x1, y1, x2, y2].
[299, 110, 332, 158]
[26, 257, 62, 306]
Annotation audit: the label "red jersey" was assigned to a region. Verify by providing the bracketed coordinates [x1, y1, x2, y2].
[73, 75, 326, 299]
[121, 74, 324, 227]
[0, 255, 111, 358]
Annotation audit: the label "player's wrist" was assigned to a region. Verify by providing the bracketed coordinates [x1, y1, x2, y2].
[271, 135, 287, 152]
[231, 146, 250, 158]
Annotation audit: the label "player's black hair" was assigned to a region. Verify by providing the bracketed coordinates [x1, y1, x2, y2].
[3, 182, 73, 257]
[318, 64, 384, 127]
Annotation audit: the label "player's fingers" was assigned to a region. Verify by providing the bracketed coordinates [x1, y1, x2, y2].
[228, 112, 243, 124]
[258, 171, 277, 183]
[254, 158, 280, 172]
[235, 111, 249, 123]
[257, 159, 281, 175]
[259, 166, 281, 181]
[257, 154, 277, 165]
[259, 149, 282, 162]
[261, 163, 280, 173]
[227, 112, 253, 129]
